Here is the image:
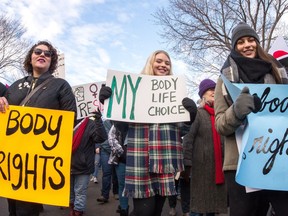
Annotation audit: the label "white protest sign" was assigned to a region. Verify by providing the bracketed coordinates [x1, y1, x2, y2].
[72, 82, 105, 119]
[103, 70, 190, 123]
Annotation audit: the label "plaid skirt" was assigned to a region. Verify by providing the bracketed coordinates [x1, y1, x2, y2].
[123, 123, 185, 198]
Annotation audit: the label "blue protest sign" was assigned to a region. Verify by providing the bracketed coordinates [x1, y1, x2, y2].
[222, 75, 288, 191]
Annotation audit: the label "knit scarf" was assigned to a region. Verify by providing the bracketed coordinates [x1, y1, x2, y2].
[72, 117, 89, 153]
[204, 104, 224, 184]
[230, 49, 272, 83]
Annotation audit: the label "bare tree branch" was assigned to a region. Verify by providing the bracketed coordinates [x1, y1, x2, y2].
[153, 0, 288, 96]
[0, 14, 32, 83]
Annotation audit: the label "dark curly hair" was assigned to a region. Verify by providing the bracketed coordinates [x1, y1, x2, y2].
[23, 40, 58, 75]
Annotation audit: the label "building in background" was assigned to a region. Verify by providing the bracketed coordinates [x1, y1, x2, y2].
[54, 53, 65, 79]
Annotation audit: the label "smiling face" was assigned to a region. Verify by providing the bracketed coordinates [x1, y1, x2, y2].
[152, 52, 171, 76]
[30, 44, 52, 77]
[235, 36, 257, 58]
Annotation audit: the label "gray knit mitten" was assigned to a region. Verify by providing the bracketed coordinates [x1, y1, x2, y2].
[233, 87, 261, 120]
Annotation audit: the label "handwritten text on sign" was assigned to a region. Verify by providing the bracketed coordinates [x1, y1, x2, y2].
[222, 76, 288, 190]
[103, 70, 190, 123]
[72, 82, 104, 119]
[0, 106, 74, 206]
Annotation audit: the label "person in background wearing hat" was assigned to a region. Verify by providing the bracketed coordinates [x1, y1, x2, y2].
[214, 22, 288, 216]
[183, 79, 227, 216]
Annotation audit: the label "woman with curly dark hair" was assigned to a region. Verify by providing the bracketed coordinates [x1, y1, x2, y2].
[23, 40, 58, 75]
[0, 40, 76, 111]
[0, 40, 77, 216]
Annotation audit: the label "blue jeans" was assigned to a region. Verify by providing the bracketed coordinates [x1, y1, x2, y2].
[100, 150, 113, 199]
[115, 162, 129, 210]
[92, 153, 100, 177]
[70, 174, 90, 212]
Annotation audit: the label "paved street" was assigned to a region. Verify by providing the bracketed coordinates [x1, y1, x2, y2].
[0, 173, 184, 216]
[0, 179, 139, 216]
[0, 171, 229, 216]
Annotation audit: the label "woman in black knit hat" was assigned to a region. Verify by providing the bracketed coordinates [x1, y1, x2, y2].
[214, 22, 288, 216]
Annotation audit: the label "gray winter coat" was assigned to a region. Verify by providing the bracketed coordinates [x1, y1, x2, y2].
[183, 108, 227, 214]
[214, 56, 288, 171]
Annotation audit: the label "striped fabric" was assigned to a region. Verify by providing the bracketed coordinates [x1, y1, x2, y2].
[123, 122, 189, 198]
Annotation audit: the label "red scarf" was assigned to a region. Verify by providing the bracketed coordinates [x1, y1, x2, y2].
[72, 117, 89, 153]
[204, 104, 225, 184]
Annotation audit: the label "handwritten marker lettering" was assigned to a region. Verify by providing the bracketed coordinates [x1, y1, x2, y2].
[107, 75, 142, 120]
[6, 110, 62, 150]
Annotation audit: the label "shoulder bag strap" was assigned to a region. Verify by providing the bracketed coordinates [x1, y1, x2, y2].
[20, 77, 54, 106]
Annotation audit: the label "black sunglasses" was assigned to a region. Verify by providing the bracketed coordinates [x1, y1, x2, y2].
[33, 48, 52, 58]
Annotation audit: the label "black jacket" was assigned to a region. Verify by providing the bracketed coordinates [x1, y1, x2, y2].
[4, 71, 77, 214]
[71, 118, 107, 175]
[0, 82, 7, 97]
[5, 72, 77, 119]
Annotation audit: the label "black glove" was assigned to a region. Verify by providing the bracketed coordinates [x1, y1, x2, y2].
[182, 97, 197, 124]
[99, 86, 112, 104]
[180, 166, 191, 183]
[233, 87, 261, 120]
[92, 108, 102, 120]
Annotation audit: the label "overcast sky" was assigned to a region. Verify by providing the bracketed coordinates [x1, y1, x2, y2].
[1, 0, 189, 86]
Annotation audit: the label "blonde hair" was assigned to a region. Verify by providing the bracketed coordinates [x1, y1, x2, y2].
[141, 50, 173, 75]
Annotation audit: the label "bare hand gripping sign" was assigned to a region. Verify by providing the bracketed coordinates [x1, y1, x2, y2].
[0, 106, 74, 206]
[103, 70, 190, 123]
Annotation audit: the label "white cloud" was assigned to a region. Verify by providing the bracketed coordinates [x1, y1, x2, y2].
[172, 59, 189, 75]
[1, 0, 186, 87]
[117, 12, 134, 23]
[69, 23, 123, 45]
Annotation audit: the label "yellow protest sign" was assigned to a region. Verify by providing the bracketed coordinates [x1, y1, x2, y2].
[0, 105, 74, 206]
